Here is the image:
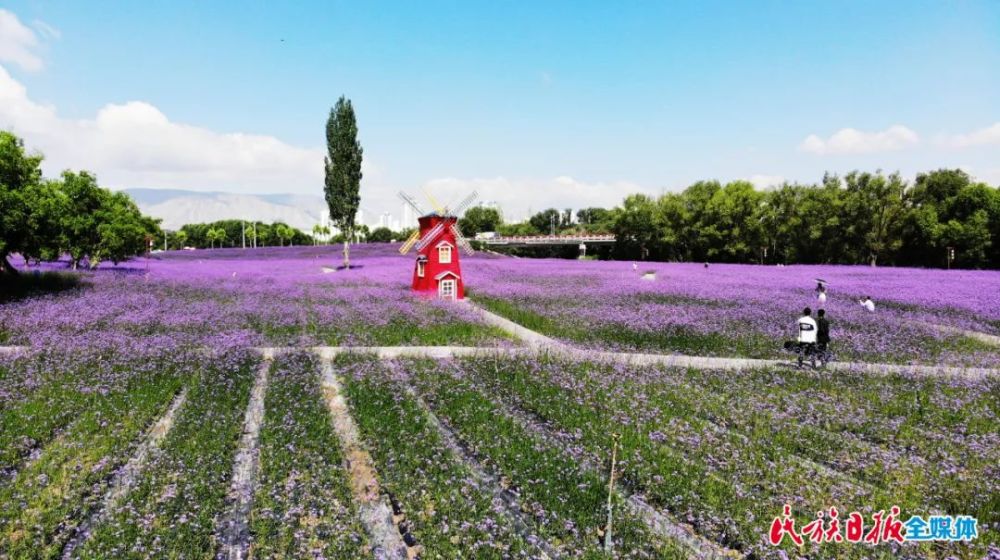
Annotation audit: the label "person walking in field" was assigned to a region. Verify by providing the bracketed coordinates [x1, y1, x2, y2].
[797, 307, 817, 344]
[815, 280, 827, 303]
[795, 307, 818, 368]
[816, 309, 831, 365]
[859, 296, 875, 312]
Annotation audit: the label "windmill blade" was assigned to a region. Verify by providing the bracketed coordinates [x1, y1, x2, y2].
[398, 191, 427, 216]
[399, 230, 421, 254]
[422, 188, 447, 214]
[450, 191, 479, 216]
[450, 224, 475, 255]
[415, 221, 447, 251]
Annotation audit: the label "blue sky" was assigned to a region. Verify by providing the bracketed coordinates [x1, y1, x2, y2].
[1, 1, 999, 219]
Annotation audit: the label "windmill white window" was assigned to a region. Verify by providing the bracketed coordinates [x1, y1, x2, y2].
[416, 256, 427, 277]
[437, 242, 453, 264]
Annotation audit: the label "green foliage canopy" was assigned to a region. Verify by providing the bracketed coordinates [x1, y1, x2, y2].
[323, 96, 363, 267]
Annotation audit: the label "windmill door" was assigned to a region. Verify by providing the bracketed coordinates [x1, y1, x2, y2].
[438, 279, 457, 300]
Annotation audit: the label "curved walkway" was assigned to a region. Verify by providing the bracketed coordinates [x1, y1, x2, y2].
[461, 301, 1000, 380]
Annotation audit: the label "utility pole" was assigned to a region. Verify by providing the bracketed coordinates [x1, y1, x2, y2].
[242, 221, 246, 249]
[164, 230, 168, 251]
[252, 222, 257, 248]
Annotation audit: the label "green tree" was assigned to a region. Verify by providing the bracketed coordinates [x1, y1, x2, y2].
[459, 206, 502, 236]
[324, 96, 363, 268]
[655, 193, 689, 260]
[701, 180, 765, 262]
[576, 207, 613, 232]
[367, 227, 395, 242]
[0, 131, 44, 275]
[273, 224, 287, 247]
[528, 208, 562, 235]
[496, 222, 538, 236]
[842, 170, 906, 266]
[312, 224, 330, 245]
[19, 180, 67, 264]
[612, 194, 661, 260]
[94, 192, 159, 265]
[59, 171, 110, 269]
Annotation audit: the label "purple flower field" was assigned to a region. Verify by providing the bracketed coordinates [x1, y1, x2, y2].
[466, 256, 1000, 366]
[0, 244, 997, 559]
[0, 244, 511, 350]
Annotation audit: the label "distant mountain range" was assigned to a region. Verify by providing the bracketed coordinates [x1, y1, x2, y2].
[122, 189, 327, 231]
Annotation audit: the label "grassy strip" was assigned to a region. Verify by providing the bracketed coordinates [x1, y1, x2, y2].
[462, 355, 989, 559]
[249, 352, 368, 558]
[337, 355, 535, 559]
[0, 382, 95, 478]
[457, 356, 890, 558]
[76, 351, 257, 559]
[472, 293, 773, 357]
[406, 358, 691, 559]
[666, 366, 1000, 532]
[0, 373, 183, 559]
[471, 293, 578, 338]
[0, 353, 189, 480]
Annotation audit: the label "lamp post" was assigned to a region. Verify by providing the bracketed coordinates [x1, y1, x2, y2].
[946, 246, 955, 269]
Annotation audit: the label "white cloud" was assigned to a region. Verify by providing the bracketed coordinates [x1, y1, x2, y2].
[0, 9, 43, 71]
[0, 64, 327, 193]
[939, 122, 1000, 149]
[32, 20, 61, 40]
[748, 174, 785, 189]
[798, 125, 919, 155]
[0, 60, 652, 222]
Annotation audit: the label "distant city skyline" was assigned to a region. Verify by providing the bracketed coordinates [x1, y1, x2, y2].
[1, 2, 998, 220]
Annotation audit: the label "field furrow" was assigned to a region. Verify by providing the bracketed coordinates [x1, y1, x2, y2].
[0, 371, 184, 559]
[406, 358, 693, 558]
[249, 352, 368, 558]
[338, 355, 547, 559]
[215, 355, 270, 560]
[73, 350, 258, 559]
[319, 357, 410, 559]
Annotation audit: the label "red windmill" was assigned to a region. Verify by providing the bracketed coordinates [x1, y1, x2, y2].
[399, 189, 478, 300]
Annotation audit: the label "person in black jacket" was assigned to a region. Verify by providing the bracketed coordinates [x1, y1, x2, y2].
[816, 309, 831, 365]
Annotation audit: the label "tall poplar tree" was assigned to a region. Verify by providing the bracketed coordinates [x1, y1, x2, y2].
[324, 97, 363, 268]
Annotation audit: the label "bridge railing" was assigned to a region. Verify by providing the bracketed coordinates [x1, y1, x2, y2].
[481, 234, 616, 245]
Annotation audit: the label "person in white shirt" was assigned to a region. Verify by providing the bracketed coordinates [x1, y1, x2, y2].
[797, 307, 818, 344]
[859, 296, 875, 312]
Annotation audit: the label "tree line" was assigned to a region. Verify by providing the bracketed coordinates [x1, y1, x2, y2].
[455, 170, 1000, 268]
[609, 170, 1000, 268]
[1, 131, 159, 272]
[170, 220, 312, 250]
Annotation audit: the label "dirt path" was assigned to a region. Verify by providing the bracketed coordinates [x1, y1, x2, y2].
[215, 356, 270, 560]
[318, 359, 411, 560]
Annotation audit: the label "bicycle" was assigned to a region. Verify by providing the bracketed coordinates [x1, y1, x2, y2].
[783, 341, 832, 369]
